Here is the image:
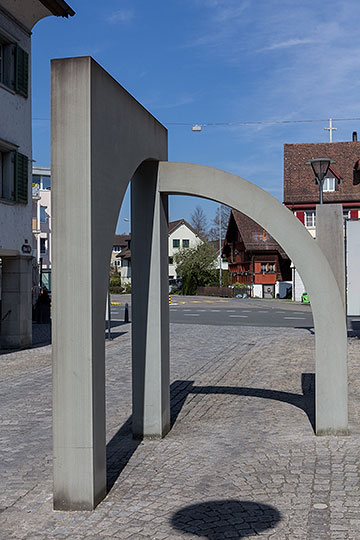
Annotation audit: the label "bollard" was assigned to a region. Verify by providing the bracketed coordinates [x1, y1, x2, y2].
[124, 302, 129, 323]
[169, 294, 171, 305]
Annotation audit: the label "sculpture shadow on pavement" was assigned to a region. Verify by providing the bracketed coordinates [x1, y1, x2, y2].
[171, 499, 281, 539]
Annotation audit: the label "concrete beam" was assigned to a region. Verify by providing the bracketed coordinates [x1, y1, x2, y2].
[131, 162, 170, 439]
[51, 57, 167, 510]
[316, 204, 345, 309]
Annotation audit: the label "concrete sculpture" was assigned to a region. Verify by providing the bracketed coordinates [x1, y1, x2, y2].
[51, 57, 347, 510]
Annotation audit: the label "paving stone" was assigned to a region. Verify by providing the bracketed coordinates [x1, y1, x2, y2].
[1, 322, 360, 538]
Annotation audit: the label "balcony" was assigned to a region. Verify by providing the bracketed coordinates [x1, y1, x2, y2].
[32, 218, 40, 234]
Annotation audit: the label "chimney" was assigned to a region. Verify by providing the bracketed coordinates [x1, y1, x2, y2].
[352, 131, 358, 141]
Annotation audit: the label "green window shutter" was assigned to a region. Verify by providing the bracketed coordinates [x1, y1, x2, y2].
[15, 152, 28, 204]
[15, 45, 28, 98]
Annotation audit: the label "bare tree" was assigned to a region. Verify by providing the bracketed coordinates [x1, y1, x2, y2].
[208, 205, 231, 241]
[191, 205, 208, 238]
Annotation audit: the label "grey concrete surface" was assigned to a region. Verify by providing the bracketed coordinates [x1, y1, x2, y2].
[1, 256, 32, 349]
[1, 324, 360, 539]
[158, 162, 348, 436]
[132, 162, 170, 438]
[316, 205, 345, 310]
[51, 57, 167, 509]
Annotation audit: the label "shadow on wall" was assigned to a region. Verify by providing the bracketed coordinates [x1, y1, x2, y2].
[171, 499, 281, 538]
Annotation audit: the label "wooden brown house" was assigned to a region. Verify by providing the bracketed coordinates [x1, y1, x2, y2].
[223, 210, 291, 298]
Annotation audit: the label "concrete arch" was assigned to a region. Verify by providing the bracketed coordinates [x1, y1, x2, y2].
[158, 162, 347, 436]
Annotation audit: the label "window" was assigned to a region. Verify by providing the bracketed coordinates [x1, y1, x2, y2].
[0, 36, 28, 97]
[323, 177, 335, 192]
[305, 211, 316, 228]
[261, 263, 267, 273]
[343, 209, 350, 220]
[268, 263, 275, 273]
[168, 256, 173, 264]
[182, 239, 190, 248]
[40, 206, 47, 223]
[0, 149, 14, 200]
[0, 143, 28, 203]
[113, 245, 121, 252]
[40, 238, 46, 254]
[41, 176, 51, 190]
[173, 239, 180, 248]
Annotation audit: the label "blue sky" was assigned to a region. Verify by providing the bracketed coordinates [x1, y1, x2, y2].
[32, 0, 360, 233]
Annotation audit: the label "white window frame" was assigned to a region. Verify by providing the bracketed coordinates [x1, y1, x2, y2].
[261, 263, 267, 273]
[182, 239, 190, 248]
[323, 177, 335, 192]
[305, 210, 316, 228]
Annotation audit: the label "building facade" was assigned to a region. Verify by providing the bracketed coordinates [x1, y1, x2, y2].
[32, 166, 51, 288]
[223, 210, 291, 298]
[111, 219, 203, 283]
[284, 137, 360, 300]
[284, 139, 360, 235]
[168, 219, 202, 279]
[111, 234, 131, 284]
[0, 1, 73, 348]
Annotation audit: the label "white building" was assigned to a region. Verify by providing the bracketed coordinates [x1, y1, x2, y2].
[112, 234, 131, 285]
[0, 1, 74, 348]
[32, 166, 52, 288]
[168, 219, 202, 278]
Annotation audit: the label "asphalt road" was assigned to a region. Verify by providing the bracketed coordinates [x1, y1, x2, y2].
[110, 295, 315, 329]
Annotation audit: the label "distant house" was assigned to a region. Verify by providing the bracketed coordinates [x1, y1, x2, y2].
[284, 139, 360, 237]
[111, 219, 203, 283]
[283, 136, 360, 300]
[223, 210, 291, 298]
[111, 234, 131, 284]
[168, 219, 203, 279]
[32, 166, 52, 289]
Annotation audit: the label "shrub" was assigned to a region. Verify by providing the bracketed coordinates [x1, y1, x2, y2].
[123, 282, 131, 294]
[110, 285, 124, 294]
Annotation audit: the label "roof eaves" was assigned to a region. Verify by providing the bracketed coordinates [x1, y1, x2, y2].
[39, 0, 75, 17]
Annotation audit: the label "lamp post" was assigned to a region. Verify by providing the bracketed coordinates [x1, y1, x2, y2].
[306, 158, 335, 204]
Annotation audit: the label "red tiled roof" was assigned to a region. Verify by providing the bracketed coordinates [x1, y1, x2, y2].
[229, 210, 288, 258]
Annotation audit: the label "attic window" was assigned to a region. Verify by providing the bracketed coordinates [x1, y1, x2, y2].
[323, 177, 335, 192]
[353, 160, 360, 185]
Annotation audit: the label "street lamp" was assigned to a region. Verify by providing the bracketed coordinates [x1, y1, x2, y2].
[306, 158, 335, 204]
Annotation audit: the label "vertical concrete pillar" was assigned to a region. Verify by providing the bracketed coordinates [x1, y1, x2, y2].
[316, 204, 345, 309]
[315, 204, 348, 434]
[1, 256, 32, 349]
[52, 58, 106, 511]
[131, 161, 170, 439]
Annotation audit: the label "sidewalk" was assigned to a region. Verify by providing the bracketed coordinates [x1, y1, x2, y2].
[1, 322, 360, 539]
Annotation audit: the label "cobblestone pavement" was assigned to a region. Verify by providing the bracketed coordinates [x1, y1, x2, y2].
[1, 321, 360, 539]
